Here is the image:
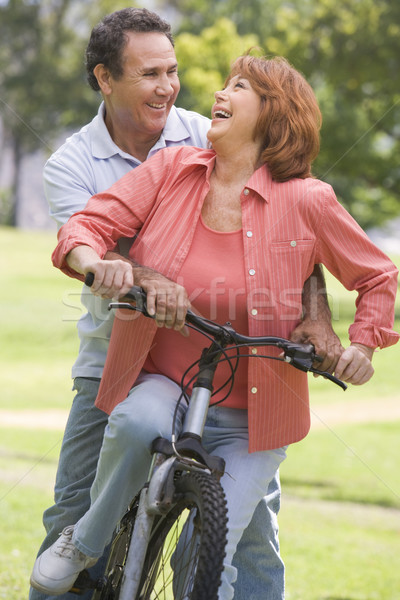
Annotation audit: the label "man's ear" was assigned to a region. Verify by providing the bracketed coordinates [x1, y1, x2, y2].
[93, 64, 113, 95]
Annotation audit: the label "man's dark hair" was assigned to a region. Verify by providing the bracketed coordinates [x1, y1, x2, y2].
[85, 8, 174, 91]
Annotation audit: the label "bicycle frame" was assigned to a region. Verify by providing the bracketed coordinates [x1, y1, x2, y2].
[79, 279, 345, 599]
[107, 285, 346, 600]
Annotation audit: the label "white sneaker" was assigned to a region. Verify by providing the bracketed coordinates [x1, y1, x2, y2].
[30, 525, 98, 595]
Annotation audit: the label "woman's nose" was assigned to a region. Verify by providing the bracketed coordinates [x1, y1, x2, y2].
[214, 89, 227, 100]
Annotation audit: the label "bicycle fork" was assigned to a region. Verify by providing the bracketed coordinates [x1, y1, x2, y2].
[119, 345, 224, 600]
[118, 450, 168, 600]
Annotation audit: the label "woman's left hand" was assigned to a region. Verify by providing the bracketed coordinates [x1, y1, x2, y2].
[334, 343, 374, 385]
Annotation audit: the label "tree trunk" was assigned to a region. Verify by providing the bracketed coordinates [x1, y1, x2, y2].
[7, 135, 22, 227]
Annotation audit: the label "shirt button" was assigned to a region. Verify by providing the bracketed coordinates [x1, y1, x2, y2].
[246, 231, 253, 238]
[251, 348, 258, 355]
[290, 240, 297, 247]
[249, 268, 256, 276]
[243, 188, 249, 195]
[251, 387, 258, 394]
[251, 308, 258, 316]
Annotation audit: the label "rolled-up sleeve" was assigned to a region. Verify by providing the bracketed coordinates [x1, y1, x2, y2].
[315, 186, 399, 349]
[51, 148, 175, 278]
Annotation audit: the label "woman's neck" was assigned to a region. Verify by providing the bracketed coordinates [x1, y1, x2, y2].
[212, 141, 262, 186]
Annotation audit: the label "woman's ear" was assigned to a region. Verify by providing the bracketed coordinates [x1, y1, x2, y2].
[93, 64, 113, 95]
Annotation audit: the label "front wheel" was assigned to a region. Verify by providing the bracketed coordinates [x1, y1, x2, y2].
[137, 470, 228, 600]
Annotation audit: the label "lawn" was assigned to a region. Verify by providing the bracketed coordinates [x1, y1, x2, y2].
[0, 226, 399, 599]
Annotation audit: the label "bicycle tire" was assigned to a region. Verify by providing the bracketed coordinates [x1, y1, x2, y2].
[91, 500, 139, 600]
[137, 470, 228, 600]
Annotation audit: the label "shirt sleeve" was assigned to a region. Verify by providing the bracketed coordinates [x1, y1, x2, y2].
[51, 147, 176, 277]
[315, 185, 399, 349]
[44, 152, 98, 230]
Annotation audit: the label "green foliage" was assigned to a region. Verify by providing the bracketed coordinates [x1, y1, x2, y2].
[0, 0, 134, 224]
[266, 0, 400, 230]
[0, 0, 134, 149]
[175, 18, 259, 114]
[1, 0, 400, 226]
[161, 0, 400, 229]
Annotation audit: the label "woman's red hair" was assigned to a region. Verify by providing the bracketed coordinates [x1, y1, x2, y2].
[227, 55, 322, 181]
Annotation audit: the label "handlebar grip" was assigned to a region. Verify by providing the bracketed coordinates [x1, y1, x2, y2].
[85, 272, 95, 287]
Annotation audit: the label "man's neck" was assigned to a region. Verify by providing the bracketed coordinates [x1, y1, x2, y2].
[104, 111, 162, 163]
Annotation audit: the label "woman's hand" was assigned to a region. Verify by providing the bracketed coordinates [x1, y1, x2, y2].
[334, 343, 374, 385]
[133, 266, 190, 333]
[66, 246, 134, 298]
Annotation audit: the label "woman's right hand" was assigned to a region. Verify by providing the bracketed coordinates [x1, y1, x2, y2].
[85, 259, 134, 298]
[66, 246, 134, 298]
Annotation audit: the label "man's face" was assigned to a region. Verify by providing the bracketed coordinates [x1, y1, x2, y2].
[106, 31, 180, 140]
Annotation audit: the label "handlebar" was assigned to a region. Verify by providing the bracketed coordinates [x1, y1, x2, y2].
[84, 274, 347, 390]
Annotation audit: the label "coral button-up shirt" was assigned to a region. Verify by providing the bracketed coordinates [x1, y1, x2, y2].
[53, 146, 399, 451]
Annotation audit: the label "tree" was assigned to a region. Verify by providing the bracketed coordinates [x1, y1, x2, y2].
[160, 0, 400, 229]
[0, 0, 129, 225]
[175, 18, 259, 115]
[265, 0, 400, 229]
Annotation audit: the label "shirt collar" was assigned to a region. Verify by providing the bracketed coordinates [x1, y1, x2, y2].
[90, 103, 134, 161]
[179, 148, 272, 203]
[91, 103, 198, 160]
[245, 165, 272, 203]
[157, 106, 197, 144]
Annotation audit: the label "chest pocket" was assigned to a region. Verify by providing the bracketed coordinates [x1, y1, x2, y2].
[269, 239, 316, 313]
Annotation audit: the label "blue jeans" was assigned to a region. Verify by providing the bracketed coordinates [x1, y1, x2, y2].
[30, 376, 285, 600]
[72, 374, 287, 599]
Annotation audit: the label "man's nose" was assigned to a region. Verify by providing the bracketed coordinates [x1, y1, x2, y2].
[156, 74, 175, 95]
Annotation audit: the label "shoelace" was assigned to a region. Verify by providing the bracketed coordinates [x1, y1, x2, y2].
[55, 530, 81, 559]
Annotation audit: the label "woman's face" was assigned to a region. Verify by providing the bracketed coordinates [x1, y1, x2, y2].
[208, 74, 262, 148]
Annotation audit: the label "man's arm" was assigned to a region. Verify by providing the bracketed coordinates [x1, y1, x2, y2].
[290, 264, 344, 373]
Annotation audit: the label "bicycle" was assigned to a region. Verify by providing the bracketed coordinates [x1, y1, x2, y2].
[72, 280, 346, 600]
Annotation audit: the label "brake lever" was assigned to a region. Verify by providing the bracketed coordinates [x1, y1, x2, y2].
[282, 342, 316, 372]
[108, 286, 154, 319]
[309, 368, 348, 391]
[283, 343, 347, 390]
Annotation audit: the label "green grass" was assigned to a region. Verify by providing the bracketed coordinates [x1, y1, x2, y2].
[282, 421, 400, 509]
[281, 496, 400, 600]
[0, 226, 81, 410]
[0, 428, 60, 599]
[0, 225, 399, 599]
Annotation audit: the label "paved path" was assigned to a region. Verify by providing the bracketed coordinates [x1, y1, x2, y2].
[0, 395, 399, 431]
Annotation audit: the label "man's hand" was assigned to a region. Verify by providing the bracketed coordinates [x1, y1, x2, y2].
[334, 343, 374, 385]
[133, 266, 190, 333]
[290, 318, 344, 373]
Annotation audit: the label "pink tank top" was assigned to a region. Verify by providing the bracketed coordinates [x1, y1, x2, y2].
[145, 216, 249, 408]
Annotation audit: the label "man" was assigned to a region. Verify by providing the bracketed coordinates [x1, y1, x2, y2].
[30, 8, 342, 600]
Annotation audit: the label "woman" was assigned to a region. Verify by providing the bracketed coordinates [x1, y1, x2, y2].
[31, 55, 399, 598]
